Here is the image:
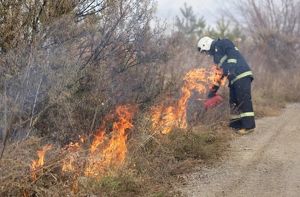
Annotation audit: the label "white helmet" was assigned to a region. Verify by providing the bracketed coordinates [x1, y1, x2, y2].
[197, 36, 214, 52]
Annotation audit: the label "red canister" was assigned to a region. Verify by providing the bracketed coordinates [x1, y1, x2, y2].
[204, 95, 223, 110]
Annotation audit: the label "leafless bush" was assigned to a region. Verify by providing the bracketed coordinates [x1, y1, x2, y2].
[0, 1, 236, 196]
[236, 0, 300, 70]
[0, 0, 172, 144]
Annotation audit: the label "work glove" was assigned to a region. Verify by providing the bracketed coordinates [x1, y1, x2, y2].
[207, 84, 220, 98]
[207, 91, 216, 98]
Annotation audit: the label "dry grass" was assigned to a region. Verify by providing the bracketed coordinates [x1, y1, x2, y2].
[126, 110, 230, 195]
[0, 1, 299, 196]
[253, 90, 284, 117]
[0, 113, 230, 197]
[251, 68, 300, 117]
[0, 137, 66, 196]
[2, 62, 299, 196]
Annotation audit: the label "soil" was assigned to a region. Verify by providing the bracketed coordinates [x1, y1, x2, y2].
[179, 104, 300, 197]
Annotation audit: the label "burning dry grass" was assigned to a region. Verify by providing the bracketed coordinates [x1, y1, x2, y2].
[0, 137, 64, 196]
[0, 137, 143, 196]
[0, 66, 231, 196]
[151, 66, 226, 134]
[0, 110, 230, 197]
[0, 105, 141, 196]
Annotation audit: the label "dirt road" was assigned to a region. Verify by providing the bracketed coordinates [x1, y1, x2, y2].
[179, 104, 300, 197]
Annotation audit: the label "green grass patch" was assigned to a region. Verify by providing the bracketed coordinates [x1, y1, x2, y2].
[167, 129, 229, 162]
[78, 173, 142, 197]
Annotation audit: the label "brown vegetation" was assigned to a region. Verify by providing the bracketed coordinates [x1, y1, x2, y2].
[0, 0, 299, 196]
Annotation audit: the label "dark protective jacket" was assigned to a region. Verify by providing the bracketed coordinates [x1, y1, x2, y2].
[207, 39, 255, 130]
[208, 38, 254, 96]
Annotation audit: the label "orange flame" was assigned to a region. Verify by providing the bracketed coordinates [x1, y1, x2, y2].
[59, 105, 135, 178]
[31, 144, 52, 180]
[29, 65, 224, 180]
[29, 65, 223, 180]
[84, 105, 135, 177]
[151, 66, 225, 134]
[90, 129, 106, 154]
[208, 65, 226, 88]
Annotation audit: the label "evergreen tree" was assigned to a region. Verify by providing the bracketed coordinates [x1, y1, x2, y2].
[175, 3, 206, 39]
[175, 3, 243, 41]
[207, 17, 244, 40]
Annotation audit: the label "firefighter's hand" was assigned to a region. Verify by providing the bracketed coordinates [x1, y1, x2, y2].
[207, 91, 216, 98]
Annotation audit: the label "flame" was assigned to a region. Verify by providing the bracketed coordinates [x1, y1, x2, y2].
[31, 144, 52, 180]
[90, 129, 106, 154]
[151, 68, 207, 134]
[151, 66, 225, 134]
[28, 65, 224, 181]
[208, 65, 226, 88]
[59, 105, 135, 178]
[84, 105, 135, 177]
[29, 65, 223, 180]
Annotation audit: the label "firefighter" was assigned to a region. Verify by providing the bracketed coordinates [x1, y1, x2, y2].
[197, 36, 255, 135]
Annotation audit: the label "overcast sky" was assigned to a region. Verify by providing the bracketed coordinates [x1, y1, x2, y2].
[155, 0, 232, 26]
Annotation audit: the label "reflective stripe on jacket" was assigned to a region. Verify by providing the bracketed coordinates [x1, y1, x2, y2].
[209, 39, 254, 85]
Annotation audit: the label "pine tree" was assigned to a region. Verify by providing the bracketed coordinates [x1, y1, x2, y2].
[175, 3, 206, 39]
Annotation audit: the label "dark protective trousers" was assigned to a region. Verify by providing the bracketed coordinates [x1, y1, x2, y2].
[229, 77, 256, 130]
